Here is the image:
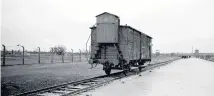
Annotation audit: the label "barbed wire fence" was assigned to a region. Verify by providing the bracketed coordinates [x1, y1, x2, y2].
[1, 45, 91, 66]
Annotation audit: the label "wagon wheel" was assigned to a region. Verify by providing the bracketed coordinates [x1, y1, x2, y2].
[104, 62, 111, 75]
[127, 64, 131, 72]
[138, 60, 145, 72]
[122, 64, 130, 76]
[104, 68, 111, 75]
[122, 65, 128, 76]
[139, 67, 142, 72]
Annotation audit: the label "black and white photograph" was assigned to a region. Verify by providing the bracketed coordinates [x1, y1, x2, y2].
[1, 0, 214, 96]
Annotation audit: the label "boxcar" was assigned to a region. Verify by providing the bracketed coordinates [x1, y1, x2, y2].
[89, 12, 152, 75]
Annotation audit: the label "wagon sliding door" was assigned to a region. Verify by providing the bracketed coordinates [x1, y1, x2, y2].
[133, 31, 141, 60]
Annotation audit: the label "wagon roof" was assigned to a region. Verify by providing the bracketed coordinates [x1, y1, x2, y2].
[120, 25, 152, 39]
[96, 12, 119, 18]
[89, 25, 152, 39]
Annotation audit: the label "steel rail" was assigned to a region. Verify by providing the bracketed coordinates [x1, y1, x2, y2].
[15, 72, 123, 96]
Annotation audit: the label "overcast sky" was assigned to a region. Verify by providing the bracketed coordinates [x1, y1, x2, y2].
[1, 0, 214, 53]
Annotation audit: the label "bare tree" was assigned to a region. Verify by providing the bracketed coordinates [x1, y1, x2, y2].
[50, 45, 66, 63]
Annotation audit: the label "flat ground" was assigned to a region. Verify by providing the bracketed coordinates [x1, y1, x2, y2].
[81, 58, 214, 96]
[1, 56, 178, 95]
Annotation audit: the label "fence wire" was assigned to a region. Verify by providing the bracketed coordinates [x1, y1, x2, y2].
[1, 46, 90, 66]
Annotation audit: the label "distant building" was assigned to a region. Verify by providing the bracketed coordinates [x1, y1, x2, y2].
[155, 50, 160, 56]
[195, 49, 199, 54]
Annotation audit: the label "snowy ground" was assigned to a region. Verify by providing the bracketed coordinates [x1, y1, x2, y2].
[80, 58, 214, 96]
[1, 56, 178, 95]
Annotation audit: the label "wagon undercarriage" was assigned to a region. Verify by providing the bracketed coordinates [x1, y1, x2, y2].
[91, 58, 149, 75]
[90, 43, 150, 75]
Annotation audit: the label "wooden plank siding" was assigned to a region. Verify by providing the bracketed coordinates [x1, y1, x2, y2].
[90, 25, 152, 63]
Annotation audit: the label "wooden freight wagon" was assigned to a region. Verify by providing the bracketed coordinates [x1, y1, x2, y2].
[89, 12, 152, 75]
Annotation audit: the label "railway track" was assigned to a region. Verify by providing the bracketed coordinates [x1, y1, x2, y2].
[15, 58, 179, 96]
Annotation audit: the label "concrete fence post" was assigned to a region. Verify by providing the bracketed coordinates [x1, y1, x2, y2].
[12, 50, 14, 57]
[79, 49, 81, 62]
[51, 53, 53, 64]
[2, 45, 6, 66]
[62, 55, 64, 63]
[51, 48, 54, 64]
[71, 49, 73, 62]
[17, 44, 24, 65]
[38, 47, 40, 64]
